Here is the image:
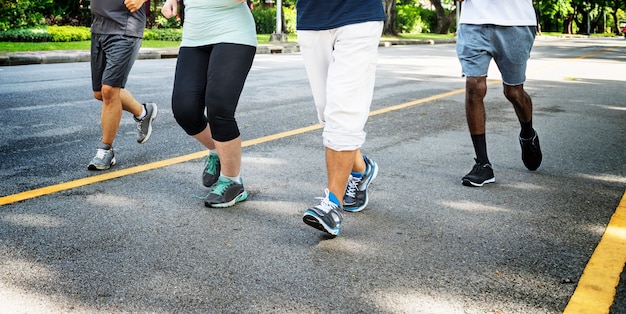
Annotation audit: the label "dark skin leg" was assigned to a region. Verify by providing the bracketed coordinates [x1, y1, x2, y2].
[465, 77, 533, 134]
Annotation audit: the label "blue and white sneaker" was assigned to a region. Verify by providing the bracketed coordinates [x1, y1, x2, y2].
[303, 189, 344, 236]
[343, 155, 379, 212]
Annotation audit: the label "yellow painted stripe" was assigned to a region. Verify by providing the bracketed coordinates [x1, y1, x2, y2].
[0, 86, 471, 207]
[563, 192, 626, 314]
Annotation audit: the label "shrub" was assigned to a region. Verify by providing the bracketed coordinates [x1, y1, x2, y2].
[144, 28, 182, 41]
[0, 27, 52, 42]
[250, 6, 295, 34]
[47, 25, 90, 41]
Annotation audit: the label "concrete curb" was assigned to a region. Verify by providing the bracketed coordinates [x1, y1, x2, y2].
[0, 39, 457, 66]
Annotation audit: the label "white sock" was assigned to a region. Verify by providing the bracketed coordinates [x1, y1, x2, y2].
[222, 173, 241, 184]
[135, 104, 147, 120]
[209, 149, 218, 156]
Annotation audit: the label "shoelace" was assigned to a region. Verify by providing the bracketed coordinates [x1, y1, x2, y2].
[345, 176, 362, 198]
[314, 195, 339, 214]
[193, 177, 233, 200]
[204, 154, 218, 175]
[94, 148, 108, 159]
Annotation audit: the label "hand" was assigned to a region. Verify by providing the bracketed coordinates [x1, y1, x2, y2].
[161, 0, 178, 18]
[124, 0, 146, 13]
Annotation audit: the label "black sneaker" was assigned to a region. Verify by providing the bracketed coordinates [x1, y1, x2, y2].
[202, 152, 221, 187]
[204, 176, 248, 208]
[462, 158, 495, 187]
[343, 155, 379, 212]
[519, 130, 542, 171]
[135, 103, 158, 144]
[303, 189, 344, 236]
[87, 143, 116, 170]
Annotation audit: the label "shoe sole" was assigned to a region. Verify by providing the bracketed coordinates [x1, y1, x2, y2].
[303, 210, 340, 236]
[205, 191, 248, 208]
[87, 157, 116, 171]
[343, 160, 379, 212]
[138, 105, 158, 144]
[462, 177, 495, 187]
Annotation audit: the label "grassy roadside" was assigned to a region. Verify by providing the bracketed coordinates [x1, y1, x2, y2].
[0, 33, 455, 53]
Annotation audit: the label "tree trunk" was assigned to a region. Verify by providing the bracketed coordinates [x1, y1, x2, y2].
[431, 0, 457, 34]
[382, 0, 397, 36]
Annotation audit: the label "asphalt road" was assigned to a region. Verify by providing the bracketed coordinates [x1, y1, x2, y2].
[0, 37, 625, 313]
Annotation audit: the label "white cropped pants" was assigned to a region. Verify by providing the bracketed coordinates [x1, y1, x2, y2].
[298, 21, 383, 151]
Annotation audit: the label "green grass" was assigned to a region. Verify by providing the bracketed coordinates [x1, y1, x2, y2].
[0, 34, 300, 52]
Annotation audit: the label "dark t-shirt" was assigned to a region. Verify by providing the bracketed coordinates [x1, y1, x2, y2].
[90, 0, 146, 38]
[296, 0, 385, 31]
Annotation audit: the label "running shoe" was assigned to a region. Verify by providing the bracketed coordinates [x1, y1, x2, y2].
[462, 158, 495, 187]
[135, 102, 158, 144]
[204, 176, 248, 208]
[343, 155, 379, 212]
[202, 152, 221, 187]
[303, 189, 344, 236]
[519, 130, 542, 171]
[88, 143, 116, 170]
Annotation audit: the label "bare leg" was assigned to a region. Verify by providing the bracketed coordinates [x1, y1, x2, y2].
[503, 84, 532, 123]
[465, 76, 488, 135]
[326, 148, 357, 206]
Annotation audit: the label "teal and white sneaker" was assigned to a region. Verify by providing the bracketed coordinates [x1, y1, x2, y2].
[203, 152, 221, 187]
[204, 176, 248, 208]
[87, 143, 116, 171]
[343, 155, 379, 212]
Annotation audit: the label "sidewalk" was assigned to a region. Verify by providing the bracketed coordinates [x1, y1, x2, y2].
[0, 39, 456, 66]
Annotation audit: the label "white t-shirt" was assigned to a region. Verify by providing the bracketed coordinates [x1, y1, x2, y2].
[459, 0, 537, 26]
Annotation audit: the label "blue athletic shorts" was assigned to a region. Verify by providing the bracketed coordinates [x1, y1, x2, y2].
[91, 34, 142, 91]
[456, 24, 536, 86]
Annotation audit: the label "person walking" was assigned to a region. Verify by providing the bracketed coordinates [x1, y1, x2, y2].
[456, 0, 542, 187]
[88, 0, 158, 170]
[161, 0, 256, 208]
[297, 1, 385, 236]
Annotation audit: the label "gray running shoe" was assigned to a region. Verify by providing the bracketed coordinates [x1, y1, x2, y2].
[204, 176, 248, 208]
[303, 189, 344, 236]
[88, 144, 116, 170]
[135, 103, 158, 144]
[202, 153, 221, 187]
[343, 155, 379, 212]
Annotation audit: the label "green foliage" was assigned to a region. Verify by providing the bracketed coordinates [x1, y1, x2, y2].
[0, 0, 53, 31]
[251, 7, 275, 34]
[250, 6, 296, 34]
[0, 27, 51, 42]
[396, 4, 423, 33]
[144, 28, 182, 41]
[47, 25, 90, 41]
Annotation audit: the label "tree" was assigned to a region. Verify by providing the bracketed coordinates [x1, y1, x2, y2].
[431, 0, 457, 34]
[382, 0, 398, 36]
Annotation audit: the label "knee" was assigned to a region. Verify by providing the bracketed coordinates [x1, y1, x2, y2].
[503, 85, 525, 103]
[100, 85, 117, 101]
[93, 91, 103, 101]
[466, 77, 487, 101]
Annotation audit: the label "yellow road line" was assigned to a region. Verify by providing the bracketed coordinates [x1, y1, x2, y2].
[564, 192, 626, 313]
[0, 86, 470, 207]
[2, 45, 626, 313]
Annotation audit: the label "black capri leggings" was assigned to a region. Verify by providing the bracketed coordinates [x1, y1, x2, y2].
[172, 43, 256, 142]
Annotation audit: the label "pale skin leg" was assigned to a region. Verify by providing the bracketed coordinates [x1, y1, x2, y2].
[191, 126, 241, 178]
[94, 85, 144, 146]
[326, 148, 366, 206]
